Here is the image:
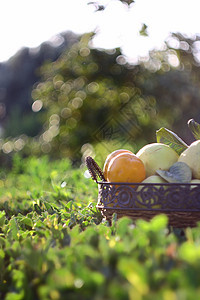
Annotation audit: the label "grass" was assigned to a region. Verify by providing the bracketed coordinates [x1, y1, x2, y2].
[1, 154, 200, 299]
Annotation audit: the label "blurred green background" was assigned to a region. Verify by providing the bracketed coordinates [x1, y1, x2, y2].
[0, 28, 199, 168]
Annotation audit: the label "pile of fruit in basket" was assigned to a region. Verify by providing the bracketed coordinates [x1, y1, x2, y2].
[103, 119, 200, 186]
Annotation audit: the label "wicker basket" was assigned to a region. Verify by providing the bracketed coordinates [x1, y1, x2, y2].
[86, 156, 200, 228]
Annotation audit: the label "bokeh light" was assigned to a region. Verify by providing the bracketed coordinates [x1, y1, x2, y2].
[32, 100, 43, 112]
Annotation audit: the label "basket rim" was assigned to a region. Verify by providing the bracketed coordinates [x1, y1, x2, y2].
[97, 181, 200, 186]
[96, 204, 200, 212]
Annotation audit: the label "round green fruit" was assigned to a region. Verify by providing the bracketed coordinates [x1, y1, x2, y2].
[136, 143, 179, 178]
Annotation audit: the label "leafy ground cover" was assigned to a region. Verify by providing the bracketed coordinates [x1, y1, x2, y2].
[1, 155, 200, 299]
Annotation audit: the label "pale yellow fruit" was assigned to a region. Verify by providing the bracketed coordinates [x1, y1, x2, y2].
[190, 179, 200, 188]
[137, 175, 167, 192]
[136, 143, 179, 178]
[190, 179, 200, 183]
[137, 175, 167, 209]
[178, 140, 200, 179]
[138, 175, 167, 186]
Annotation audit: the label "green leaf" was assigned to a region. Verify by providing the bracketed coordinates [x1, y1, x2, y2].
[44, 202, 55, 214]
[150, 214, 168, 231]
[21, 217, 33, 228]
[187, 118, 200, 140]
[156, 127, 188, 155]
[8, 217, 19, 240]
[34, 204, 42, 215]
[139, 23, 148, 36]
[116, 217, 133, 237]
[0, 211, 6, 227]
[0, 236, 5, 247]
[179, 242, 200, 264]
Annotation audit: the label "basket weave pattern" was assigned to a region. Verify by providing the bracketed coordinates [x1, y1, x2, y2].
[86, 156, 200, 227]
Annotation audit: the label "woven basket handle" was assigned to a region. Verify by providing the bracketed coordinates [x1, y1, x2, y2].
[85, 156, 106, 183]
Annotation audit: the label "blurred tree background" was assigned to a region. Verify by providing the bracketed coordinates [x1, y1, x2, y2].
[0, 24, 200, 167]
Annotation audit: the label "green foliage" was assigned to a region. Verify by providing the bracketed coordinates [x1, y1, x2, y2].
[0, 155, 200, 299]
[187, 118, 200, 140]
[156, 127, 188, 155]
[2, 31, 200, 298]
[139, 23, 148, 37]
[137, 33, 200, 145]
[2, 32, 200, 166]
[0, 32, 79, 139]
[30, 32, 200, 164]
[31, 33, 163, 163]
[88, 0, 135, 11]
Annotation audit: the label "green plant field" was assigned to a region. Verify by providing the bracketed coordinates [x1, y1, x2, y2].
[1, 155, 200, 300]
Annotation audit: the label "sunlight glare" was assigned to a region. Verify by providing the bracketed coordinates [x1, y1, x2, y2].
[0, 0, 200, 63]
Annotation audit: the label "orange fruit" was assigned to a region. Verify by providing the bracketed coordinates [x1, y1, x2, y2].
[107, 152, 146, 183]
[103, 149, 133, 180]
